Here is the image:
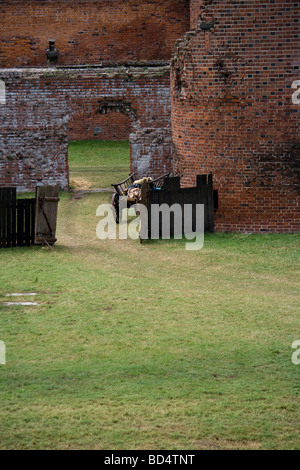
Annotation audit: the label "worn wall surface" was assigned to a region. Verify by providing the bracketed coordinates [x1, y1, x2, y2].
[0, 0, 188, 177]
[0, 0, 190, 67]
[130, 128, 173, 177]
[68, 111, 132, 141]
[0, 66, 172, 190]
[171, 0, 300, 233]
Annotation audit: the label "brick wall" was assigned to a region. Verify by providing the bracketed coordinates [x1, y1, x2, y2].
[171, 0, 300, 233]
[0, 0, 190, 67]
[0, 0, 189, 143]
[68, 111, 132, 141]
[0, 126, 68, 192]
[0, 66, 172, 190]
[130, 128, 173, 178]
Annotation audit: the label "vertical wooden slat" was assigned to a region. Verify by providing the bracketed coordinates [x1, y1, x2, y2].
[0, 188, 16, 248]
[11, 188, 17, 247]
[17, 199, 24, 247]
[0, 189, 37, 249]
[196, 175, 205, 232]
[6, 189, 11, 247]
[7, 188, 16, 248]
[207, 173, 214, 233]
[31, 199, 36, 245]
[24, 199, 31, 246]
[167, 177, 180, 238]
[3, 188, 7, 247]
[35, 185, 59, 245]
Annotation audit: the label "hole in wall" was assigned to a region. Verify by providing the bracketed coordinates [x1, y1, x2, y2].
[67, 108, 133, 191]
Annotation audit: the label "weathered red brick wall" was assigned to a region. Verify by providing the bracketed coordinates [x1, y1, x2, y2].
[189, 0, 205, 29]
[0, 66, 172, 190]
[0, 0, 190, 67]
[0, 0, 189, 143]
[68, 111, 132, 141]
[171, 0, 300, 233]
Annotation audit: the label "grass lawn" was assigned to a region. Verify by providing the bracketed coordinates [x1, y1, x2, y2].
[0, 140, 299, 450]
[68, 140, 130, 189]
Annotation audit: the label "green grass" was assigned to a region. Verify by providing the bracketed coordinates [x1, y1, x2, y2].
[0, 141, 299, 450]
[68, 140, 130, 189]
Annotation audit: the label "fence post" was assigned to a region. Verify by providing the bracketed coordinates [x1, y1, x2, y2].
[0, 188, 17, 248]
[207, 173, 214, 233]
[139, 180, 151, 242]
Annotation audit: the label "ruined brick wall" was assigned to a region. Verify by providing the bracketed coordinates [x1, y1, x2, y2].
[171, 0, 300, 233]
[130, 128, 173, 177]
[0, 126, 68, 193]
[68, 111, 132, 141]
[0, 66, 171, 190]
[0, 0, 189, 146]
[0, 0, 190, 67]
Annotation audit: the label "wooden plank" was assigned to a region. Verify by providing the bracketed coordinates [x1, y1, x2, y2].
[24, 199, 31, 246]
[197, 174, 207, 188]
[139, 180, 151, 241]
[207, 173, 214, 233]
[165, 177, 180, 238]
[7, 188, 13, 248]
[203, 185, 209, 232]
[3, 188, 8, 248]
[11, 188, 17, 247]
[7, 188, 16, 248]
[30, 199, 36, 245]
[214, 189, 219, 210]
[0, 188, 16, 248]
[15, 198, 36, 247]
[35, 185, 60, 245]
[17, 199, 25, 247]
[6, 189, 11, 247]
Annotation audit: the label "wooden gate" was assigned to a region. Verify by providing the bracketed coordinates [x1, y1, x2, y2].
[0, 187, 36, 248]
[0, 185, 59, 249]
[35, 185, 59, 245]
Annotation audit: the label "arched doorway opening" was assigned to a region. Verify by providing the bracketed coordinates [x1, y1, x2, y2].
[66, 100, 140, 191]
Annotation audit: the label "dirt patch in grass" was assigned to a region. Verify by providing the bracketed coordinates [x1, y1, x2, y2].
[69, 177, 93, 190]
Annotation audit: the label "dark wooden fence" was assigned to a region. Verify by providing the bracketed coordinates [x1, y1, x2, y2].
[140, 174, 217, 240]
[0, 187, 36, 248]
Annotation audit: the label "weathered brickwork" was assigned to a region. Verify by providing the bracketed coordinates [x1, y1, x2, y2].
[0, 126, 68, 192]
[0, 0, 188, 173]
[0, 0, 190, 67]
[68, 111, 132, 141]
[0, 67, 172, 190]
[130, 128, 173, 177]
[1, 0, 299, 233]
[171, 0, 300, 233]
